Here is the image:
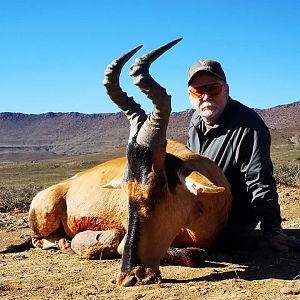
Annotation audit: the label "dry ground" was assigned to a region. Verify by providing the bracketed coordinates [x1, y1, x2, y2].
[0, 185, 299, 300]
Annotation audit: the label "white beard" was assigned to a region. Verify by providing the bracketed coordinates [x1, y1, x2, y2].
[199, 103, 219, 119]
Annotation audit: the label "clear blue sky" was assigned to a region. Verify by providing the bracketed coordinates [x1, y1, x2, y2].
[1, 0, 299, 114]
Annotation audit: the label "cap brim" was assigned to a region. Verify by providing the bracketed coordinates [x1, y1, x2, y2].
[188, 69, 225, 84]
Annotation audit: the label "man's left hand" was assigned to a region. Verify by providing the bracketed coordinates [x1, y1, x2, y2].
[265, 229, 300, 253]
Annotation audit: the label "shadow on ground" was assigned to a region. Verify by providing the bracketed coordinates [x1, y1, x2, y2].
[164, 229, 300, 283]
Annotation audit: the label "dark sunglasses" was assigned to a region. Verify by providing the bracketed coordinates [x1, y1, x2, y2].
[189, 82, 225, 99]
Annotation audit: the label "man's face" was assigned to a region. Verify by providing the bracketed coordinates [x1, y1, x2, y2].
[188, 72, 229, 125]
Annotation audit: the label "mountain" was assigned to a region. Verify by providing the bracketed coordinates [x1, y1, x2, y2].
[253, 101, 300, 129]
[0, 101, 299, 162]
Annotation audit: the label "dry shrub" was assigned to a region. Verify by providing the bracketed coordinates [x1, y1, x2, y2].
[0, 185, 43, 213]
[274, 163, 300, 186]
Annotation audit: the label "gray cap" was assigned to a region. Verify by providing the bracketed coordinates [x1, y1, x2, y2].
[188, 59, 226, 84]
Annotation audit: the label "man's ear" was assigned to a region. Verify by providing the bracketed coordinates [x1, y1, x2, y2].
[225, 83, 229, 97]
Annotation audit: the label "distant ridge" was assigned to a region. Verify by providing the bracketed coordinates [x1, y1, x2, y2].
[0, 101, 299, 161]
[253, 101, 300, 129]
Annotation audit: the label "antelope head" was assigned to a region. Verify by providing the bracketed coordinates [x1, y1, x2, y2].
[103, 38, 182, 286]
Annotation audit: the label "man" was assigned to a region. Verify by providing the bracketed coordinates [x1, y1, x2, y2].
[186, 59, 300, 252]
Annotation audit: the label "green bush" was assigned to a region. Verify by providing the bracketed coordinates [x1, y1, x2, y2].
[274, 163, 300, 186]
[0, 185, 43, 213]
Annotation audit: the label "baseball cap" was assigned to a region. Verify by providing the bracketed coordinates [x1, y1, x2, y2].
[188, 59, 226, 84]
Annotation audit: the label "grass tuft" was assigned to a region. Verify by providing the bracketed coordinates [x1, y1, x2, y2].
[274, 163, 300, 186]
[0, 185, 43, 213]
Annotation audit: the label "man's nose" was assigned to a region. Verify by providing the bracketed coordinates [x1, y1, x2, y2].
[202, 94, 209, 101]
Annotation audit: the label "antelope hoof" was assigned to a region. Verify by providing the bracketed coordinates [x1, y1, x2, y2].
[116, 266, 162, 286]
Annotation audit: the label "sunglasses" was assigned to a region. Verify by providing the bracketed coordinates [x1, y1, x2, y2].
[189, 82, 225, 99]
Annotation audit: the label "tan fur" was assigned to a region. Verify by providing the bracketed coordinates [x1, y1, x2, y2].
[28, 157, 128, 250]
[28, 140, 231, 262]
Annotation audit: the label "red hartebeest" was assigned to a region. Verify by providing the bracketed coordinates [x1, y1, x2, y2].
[1, 39, 231, 286]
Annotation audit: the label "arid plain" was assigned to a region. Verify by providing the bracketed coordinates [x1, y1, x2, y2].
[0, 102, 299, 299]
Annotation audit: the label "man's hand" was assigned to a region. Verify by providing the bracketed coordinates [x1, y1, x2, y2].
[265, 229, 300, 253]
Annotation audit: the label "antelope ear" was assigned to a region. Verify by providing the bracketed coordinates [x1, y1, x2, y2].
[178, 168, 225, 195]
[102, 177, 123, 189]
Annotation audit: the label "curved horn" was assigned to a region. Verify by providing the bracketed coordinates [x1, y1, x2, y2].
[103, 45, 147, 142]
[103, 45, 142, 88]
[130, 38, 183, 148]
[130, 38, 182, 92]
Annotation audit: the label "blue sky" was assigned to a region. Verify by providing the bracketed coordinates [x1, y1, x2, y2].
[1, 0, 299, 114]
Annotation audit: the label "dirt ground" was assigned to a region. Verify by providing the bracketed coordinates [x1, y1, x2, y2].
[0, 185, 299, 300]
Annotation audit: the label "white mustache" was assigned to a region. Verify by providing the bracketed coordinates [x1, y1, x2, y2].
[200, 102, 217, 110]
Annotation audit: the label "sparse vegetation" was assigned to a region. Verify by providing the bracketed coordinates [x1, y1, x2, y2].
[274, 163, 300, 186]
[0, 150, 126, 213]
[0, 185, 43, 212]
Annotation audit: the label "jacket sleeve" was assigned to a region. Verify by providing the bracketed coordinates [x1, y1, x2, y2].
[238, 122, 282, 232]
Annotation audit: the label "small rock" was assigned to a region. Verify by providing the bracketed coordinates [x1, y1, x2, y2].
[13, 254, 27, 260]
[280, 287, 300, 295]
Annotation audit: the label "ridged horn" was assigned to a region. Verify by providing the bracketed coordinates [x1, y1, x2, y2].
[103, 45, 147, 143]
[130, 38, 183, 148]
